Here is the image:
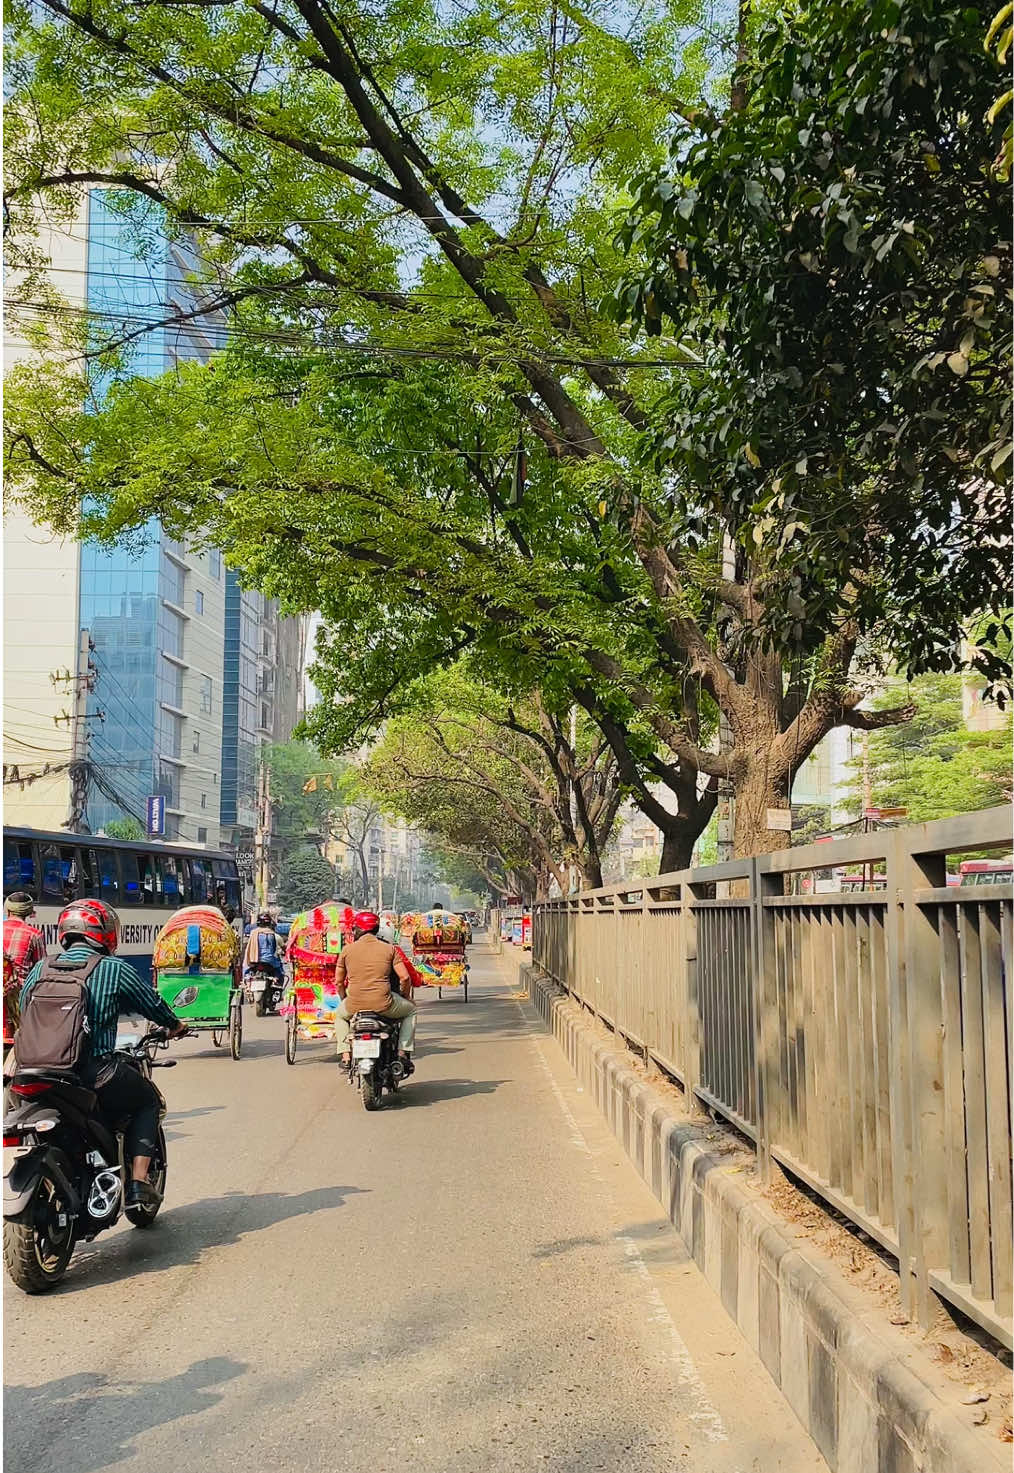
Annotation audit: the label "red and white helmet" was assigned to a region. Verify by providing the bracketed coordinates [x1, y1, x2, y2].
[352, 910, 380, 935]
[57, 898, 120, 954]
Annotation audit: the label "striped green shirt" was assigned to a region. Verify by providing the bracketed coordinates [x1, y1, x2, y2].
[21, 943, 178, 1058]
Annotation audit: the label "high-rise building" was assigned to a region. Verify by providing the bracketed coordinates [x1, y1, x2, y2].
[3, 191, 305, 847]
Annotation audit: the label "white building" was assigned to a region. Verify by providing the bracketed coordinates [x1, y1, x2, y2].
[4, 191, 305, 848]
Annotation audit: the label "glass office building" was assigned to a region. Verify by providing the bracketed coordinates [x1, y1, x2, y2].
[81, 193, 220, 840]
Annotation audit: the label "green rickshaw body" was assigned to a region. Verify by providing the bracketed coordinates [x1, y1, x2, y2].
[156, 970, 236, 1025]
[152, 904, 241, 1028]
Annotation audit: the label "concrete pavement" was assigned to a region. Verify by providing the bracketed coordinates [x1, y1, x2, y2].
[4, 943, 826, 1472]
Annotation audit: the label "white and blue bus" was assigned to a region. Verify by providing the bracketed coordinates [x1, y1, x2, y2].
[3, 826, 242, 982]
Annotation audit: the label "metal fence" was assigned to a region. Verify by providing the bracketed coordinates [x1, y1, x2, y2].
[533, 807, 1013, 1349]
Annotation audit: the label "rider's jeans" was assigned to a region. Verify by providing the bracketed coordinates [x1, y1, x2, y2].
[334, 994, 416, 1055]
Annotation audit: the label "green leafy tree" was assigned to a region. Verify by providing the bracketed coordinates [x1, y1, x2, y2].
[103, 816, 144, 841]
[264, 741, 348, 857]
[3, 0, 1007, 867]
[362, 669, 624, 897]
[276, 845, 337, 913]
[845, 676, 1012, 823]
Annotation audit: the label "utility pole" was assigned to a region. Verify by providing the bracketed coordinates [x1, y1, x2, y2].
[54, 629, 98, 834]
[254, 756, 270, 908]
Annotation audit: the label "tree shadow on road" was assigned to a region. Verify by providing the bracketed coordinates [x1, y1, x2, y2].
[57, 1184, 367, 1292]
[4, 1356, 246, 1473]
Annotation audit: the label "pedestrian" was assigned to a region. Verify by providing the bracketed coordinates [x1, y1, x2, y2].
[3, 892, 47, 1047]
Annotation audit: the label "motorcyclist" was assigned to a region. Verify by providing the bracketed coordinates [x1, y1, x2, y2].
[334, 910, 417, 1074]
[18, 899, 187, 1209]
[243, 911, 284, 987]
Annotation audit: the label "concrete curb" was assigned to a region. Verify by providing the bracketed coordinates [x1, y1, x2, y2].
[523, 964, 1005, 1473]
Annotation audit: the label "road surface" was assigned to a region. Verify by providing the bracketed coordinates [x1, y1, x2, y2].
[4, 943, 826, 1472]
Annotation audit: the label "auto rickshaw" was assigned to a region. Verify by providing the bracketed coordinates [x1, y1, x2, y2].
[152, 904, 243, 1058]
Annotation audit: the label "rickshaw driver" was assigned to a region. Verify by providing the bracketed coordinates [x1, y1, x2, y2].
[333, 910, 417, 1075]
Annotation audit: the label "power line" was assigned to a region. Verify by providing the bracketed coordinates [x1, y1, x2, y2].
[6, 297, 698, 371]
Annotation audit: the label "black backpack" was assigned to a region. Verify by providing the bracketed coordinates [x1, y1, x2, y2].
[14, 951, 104, 1071]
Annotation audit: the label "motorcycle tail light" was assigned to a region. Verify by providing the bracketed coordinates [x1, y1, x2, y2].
[3, 1132, 21, 1147]
[11, 1083, 50, 1097]
[359, 1033, 373, 1040]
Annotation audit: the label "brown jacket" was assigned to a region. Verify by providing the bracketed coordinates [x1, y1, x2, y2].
[335, 934, 409, 1013]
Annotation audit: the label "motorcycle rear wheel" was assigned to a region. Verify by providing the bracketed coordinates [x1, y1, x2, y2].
[255, 997, 266, 1017]
[361, 1069, 384, 1111]
[4, 1175, 75, 1292]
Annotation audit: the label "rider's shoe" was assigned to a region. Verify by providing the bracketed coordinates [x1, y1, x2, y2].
[399, 1053, 415, 1077]
[126, 1179, 163, 1211]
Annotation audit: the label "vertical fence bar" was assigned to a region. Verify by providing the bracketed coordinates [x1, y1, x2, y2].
[902, 839, 949, 1330]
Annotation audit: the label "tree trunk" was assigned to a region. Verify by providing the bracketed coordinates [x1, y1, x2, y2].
[732, 761, 791, 859]
[659, 824, 696, 874]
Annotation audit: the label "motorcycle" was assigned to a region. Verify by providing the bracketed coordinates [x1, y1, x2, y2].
[245, 964, 285, 1017]
[2, 1027, 179, 1293]
[347, 1012, 412, 1112]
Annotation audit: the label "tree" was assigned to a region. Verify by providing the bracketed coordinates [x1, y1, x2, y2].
[612, 0, 1011, 852]
[103, 816, 144, 841]
[264, 740, 348, 861]
[362, 670, 624, 897]
[276, 845, 336, 912]
[3, 0, 1007, 867]
[844, 676, 1012, 823]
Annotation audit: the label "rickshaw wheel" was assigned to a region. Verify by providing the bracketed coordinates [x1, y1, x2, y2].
[285, 1011, 297, 1064]
[229, 997, 242, 1060]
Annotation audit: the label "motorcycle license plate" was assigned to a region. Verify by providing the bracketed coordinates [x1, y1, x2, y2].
[352, 1039, 381, 1059]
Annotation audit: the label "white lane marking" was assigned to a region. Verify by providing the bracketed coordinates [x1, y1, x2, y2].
[522, 1016, 729, 1448]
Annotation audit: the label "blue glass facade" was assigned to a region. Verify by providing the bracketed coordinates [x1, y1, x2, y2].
[82, 193, 184, 835]
[220, 571, 259, 833]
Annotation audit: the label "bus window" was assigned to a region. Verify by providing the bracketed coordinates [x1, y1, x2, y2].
[159, 853, 185, 907]
[3, 839, 36, 896]
[40, 844, 79, 904]
[188, 857, 208, 905]
[95, 848, 121, 904]
[123, 852, 158, 905]
[79, 848, 100, 898]
[211, 859, 241, 915]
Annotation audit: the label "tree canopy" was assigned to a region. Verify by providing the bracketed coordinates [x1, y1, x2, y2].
[844, 675, 1012, 824]
[361, 668, 624, 896]
[4, 0, 1008, 865]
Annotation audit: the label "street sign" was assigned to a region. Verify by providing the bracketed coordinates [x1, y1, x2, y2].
[864, 806, 908, 820]
[146, 795, 166, 838]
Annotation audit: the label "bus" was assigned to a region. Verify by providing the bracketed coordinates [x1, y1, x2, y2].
[3, 826, 241, 981]
[958, 858, 1014, 886]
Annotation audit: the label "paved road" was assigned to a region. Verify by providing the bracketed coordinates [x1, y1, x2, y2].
[5, 944, 826, 1473]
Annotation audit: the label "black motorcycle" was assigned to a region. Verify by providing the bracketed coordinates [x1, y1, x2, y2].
[245, 964, 286, 1017]
[2, 1027, 179, 1292]
[346, 1012, 412, 1111]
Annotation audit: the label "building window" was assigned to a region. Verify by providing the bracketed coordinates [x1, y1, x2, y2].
[260, 702, 270, 731]
[195, 590, 204, 614]
[197, 826, 208, 846]
[193, 729, 200, 754]
[209, 548, 221, 580]
[201, 793, 207, 809]
[200, 675, 213, 713]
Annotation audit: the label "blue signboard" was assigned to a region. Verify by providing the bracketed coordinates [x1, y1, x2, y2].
[146, 795, 166, 838]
